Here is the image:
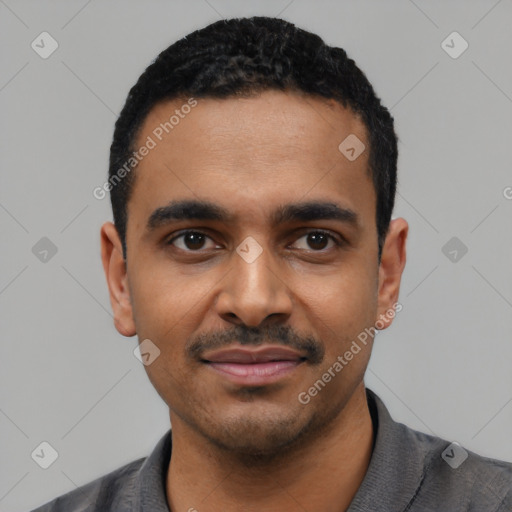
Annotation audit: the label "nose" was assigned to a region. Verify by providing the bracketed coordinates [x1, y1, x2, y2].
[215, 240, 293, 327]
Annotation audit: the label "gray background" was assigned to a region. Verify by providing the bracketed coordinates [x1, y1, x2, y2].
[1, 0, 511, 510]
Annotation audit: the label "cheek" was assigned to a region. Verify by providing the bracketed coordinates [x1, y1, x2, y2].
[128, 262, 220, 362]
[130, 274, 179, 339]
[128, 267, 202, 403]
[294, 265, 378, 386]
[296, 263, 378, 334]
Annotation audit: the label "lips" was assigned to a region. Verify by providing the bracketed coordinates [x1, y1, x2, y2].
[201, 346, 306, 386]
[203, 346, 306, 364]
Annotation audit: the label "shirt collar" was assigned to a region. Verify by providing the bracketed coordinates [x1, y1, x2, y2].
[133, 429, 173, 511]
[347, 388, 428, 511]
[132, 388, 427, 511]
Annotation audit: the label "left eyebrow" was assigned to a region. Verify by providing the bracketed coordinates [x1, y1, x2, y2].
[145, 199, 359, 232]
[270, 201, 359, 227]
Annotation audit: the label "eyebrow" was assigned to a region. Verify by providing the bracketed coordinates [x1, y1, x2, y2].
[146, 199, 359, 231]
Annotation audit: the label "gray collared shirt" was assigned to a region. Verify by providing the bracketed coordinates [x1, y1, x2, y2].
[31, 389, 512, 511]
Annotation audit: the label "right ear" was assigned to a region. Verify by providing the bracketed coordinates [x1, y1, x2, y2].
[100, 222, 136, 337]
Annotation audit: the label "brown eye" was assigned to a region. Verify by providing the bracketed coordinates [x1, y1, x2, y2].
[292, 231, 339, 251]
[307, 232, 329, 250]
[168, 231, 217, 251]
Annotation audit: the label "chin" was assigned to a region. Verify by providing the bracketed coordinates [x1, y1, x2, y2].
[198, 408, 318, 464]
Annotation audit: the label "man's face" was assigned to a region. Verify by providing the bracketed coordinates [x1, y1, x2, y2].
[104, 90, 399, 456]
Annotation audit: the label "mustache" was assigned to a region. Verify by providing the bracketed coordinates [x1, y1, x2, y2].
[186, 324, 325, 365]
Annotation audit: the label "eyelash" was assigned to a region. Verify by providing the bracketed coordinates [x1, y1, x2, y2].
[166, 229, 344, 253]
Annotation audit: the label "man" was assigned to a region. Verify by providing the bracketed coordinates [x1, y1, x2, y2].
[32, 16, 511, 512]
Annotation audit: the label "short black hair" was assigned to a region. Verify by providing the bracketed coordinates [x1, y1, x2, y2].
[109, 16, 398, 260]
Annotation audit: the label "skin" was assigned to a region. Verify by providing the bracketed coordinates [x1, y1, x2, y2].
[101, 89, 408, 512]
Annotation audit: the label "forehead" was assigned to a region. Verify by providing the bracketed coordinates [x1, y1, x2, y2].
[129, 90, 374, 228]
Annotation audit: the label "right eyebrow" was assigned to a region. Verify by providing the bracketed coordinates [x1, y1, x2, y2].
[146, 200, 233, 232]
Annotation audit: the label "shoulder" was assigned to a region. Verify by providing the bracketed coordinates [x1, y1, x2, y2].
[365, 389, 512, 511]
[406, 425, 512, 510]
[29, 429, 173, 512]
[29, 457, 146, 512]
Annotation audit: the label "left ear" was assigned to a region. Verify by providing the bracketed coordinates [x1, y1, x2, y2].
[375, 217, 408, 330]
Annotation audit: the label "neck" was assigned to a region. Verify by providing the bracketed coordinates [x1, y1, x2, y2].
[166, 383, 374, 512]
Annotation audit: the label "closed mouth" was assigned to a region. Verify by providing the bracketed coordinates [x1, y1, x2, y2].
[200, 345, 307, 385]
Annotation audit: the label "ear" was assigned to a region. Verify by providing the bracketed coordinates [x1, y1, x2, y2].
[100, 222, 136, 337]
[375, 217, 408, 330]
